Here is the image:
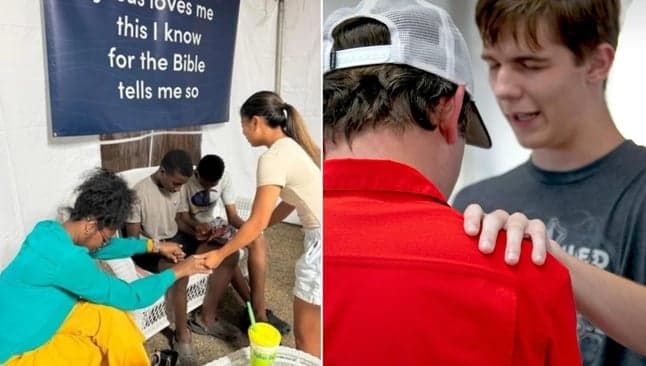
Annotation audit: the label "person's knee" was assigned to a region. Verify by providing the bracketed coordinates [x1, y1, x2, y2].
[88, 303, 121, 316]
[248, 234, 267, 251]
[294, 323, 309, 343]
[170, 277, 189, 307]
[222, 250, 240, 268]
[294, 325, 320, 357]
[158, 257, 175, 271]
[90, 304, 137, 329]
[173, 276, 189, 289]
[294, 299, 320, 324]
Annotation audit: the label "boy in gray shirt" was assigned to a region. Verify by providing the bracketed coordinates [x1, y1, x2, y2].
[453, 1, 646, 364]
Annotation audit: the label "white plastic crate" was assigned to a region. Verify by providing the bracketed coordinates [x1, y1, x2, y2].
[103, 194, 253, 339]
[102, 257, 209, 339]
[130, 271, 209, 339]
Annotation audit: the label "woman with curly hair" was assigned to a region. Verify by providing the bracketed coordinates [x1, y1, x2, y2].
[0, 168, 211, 366]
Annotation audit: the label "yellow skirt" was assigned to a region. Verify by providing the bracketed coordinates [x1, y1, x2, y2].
[4, 302, 149, 366]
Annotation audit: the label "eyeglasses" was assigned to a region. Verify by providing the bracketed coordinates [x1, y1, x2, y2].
[98, 229, 110, 247]
[191, 189, 218, 207]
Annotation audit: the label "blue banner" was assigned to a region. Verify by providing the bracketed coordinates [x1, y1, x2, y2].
[44, 0, 240, 136]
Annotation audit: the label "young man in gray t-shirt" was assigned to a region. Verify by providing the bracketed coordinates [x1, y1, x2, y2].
[453, 1, 646, 364]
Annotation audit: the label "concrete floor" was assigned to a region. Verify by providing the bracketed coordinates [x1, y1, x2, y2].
[144, 222, 303, 365]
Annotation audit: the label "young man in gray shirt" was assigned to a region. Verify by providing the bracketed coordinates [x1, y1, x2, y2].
[453, 1, 646, 364]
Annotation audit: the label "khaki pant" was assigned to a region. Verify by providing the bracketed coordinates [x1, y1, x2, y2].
[5, 302, 149, 366]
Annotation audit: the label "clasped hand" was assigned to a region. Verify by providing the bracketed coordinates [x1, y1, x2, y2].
[158, 241, 186, 263]
[204, 250, 225, 269]
[171, 254, 212, 278]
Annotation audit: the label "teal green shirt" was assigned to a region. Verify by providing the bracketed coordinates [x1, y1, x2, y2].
[0, 220, 176, 363]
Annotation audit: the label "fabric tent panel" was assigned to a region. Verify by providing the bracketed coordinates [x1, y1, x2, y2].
[5, 127, 100, 231]
[2, 0, 41, 26]
[202, 0, 321, 225]
[202, 0, 279, 201]
[0, 131, 24, 270]
[607, 0, 646, 146]
[0, 22, 48, 131]
[281, 0, 322, 145]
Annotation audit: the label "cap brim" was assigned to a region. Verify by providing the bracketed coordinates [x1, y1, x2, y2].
[465, 101, 492, 148]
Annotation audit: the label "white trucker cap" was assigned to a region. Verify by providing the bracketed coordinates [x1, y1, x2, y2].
[323, 0, 492, 148]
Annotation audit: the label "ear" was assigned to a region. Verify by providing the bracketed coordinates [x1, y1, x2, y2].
[84, 219, 97, 234]
[585, 43, 615, 84]
[437, 85, 465, 145]
[250, 115, 262, 130]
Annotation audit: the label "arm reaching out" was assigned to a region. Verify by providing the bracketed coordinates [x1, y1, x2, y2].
[267, 201, 295, 227]
[204, 185, 282, 268]
[549, 241, 646, 355]
[463, 203, 646, 355]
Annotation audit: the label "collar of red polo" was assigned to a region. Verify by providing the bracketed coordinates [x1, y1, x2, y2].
[324, 159, 447, 204]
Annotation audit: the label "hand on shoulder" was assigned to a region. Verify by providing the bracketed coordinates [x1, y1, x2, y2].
[462, 203, 551, 265]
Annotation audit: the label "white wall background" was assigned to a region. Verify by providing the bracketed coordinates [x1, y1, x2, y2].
[0, 0, 321, 269]
[324, 0, 644, 202]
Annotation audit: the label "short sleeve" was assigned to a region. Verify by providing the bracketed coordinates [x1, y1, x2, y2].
[257, 152, 286, 188]
[220, 172, 236, 206]
[126, 193, 142, 223]
[177, 183, 189, 213]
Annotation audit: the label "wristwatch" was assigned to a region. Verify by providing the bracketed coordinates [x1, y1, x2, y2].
[152, 239, 161, 253]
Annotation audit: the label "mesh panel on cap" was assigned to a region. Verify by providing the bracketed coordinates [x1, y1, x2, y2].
[323, 0, 492, 148]
[324, 0, 475, 96]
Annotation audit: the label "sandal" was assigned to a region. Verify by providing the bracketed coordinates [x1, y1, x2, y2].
[237, 308, 291, 336]
[171, 334, 198, 366]
[151, 349, 179, 366]
[267, 309, 291, 336]
[187, 316, 247, 348]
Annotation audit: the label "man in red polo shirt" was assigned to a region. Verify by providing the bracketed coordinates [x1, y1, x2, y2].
[322, 0, 581, 365]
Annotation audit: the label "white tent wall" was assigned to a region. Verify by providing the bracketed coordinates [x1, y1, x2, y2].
[323, 0, 644, 203]
[0, 1, 102, 269]
[202, 1, 279, 200]
[202, 0, 321, 215]
[606, 0, 646, 148]
[0, 0, 321, 269]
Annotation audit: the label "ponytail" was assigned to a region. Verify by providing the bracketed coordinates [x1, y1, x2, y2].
[241, 91, 321, 167]
[283, 104, 321, 168]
